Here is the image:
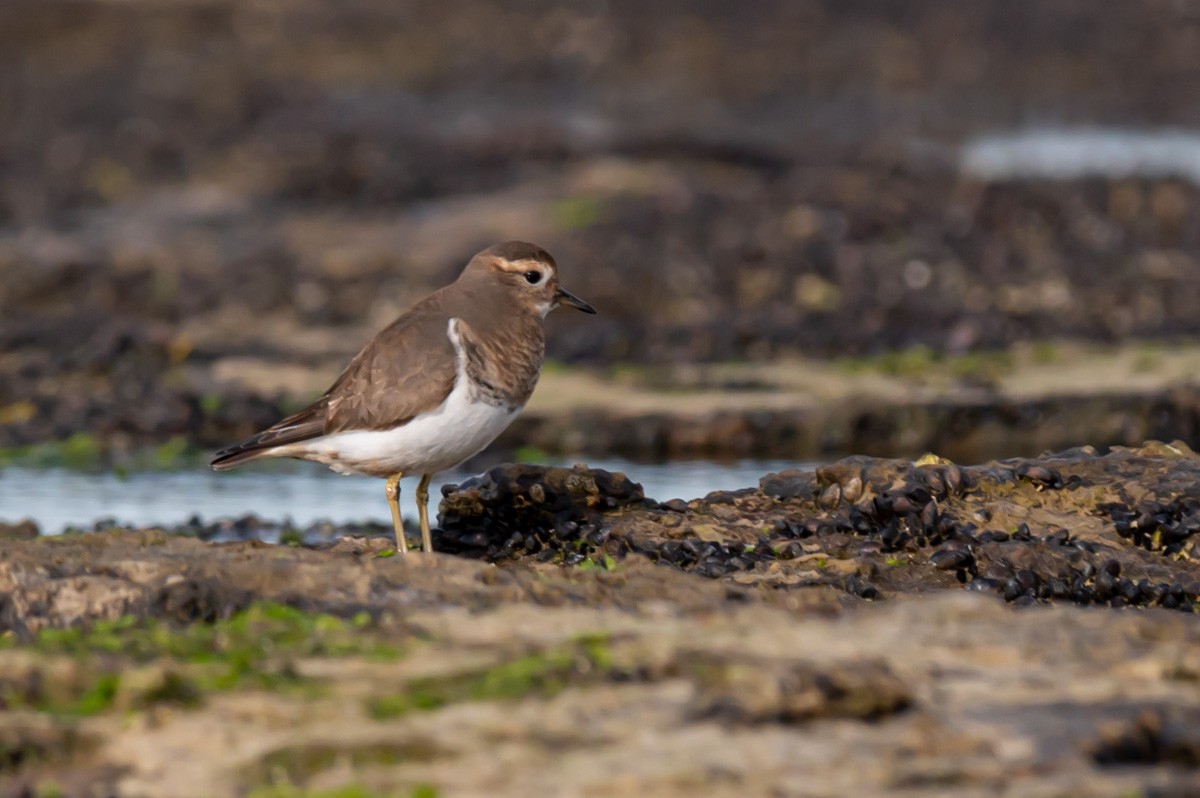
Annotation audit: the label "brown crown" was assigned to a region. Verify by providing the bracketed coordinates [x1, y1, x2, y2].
[480, 240, 556, 267]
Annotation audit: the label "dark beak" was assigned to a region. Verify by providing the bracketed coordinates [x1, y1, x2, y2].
[555, 286, 597, 314]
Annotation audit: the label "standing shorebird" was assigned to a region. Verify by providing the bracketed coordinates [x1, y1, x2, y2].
[210, 241, 595, 553]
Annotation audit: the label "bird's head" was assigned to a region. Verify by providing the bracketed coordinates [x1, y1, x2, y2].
[465, 241, 596, 319]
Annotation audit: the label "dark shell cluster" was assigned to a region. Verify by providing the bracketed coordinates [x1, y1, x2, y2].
[51, 514, 396, 548]
[755, 452, 1200, 612]
[1103, 497, 1200, 557]
[434, 446, 1200, 614]
[974, 540, 1200, 611]
[435, 463, 644, 562]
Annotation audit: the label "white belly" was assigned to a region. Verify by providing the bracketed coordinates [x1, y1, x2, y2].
[284, 382, 521, 477]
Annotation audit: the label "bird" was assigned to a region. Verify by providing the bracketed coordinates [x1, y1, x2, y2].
[210, 241, 596, 553]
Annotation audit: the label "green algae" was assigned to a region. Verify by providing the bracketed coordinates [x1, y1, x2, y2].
[72, 673, 121, 715]
[366, 636, 615, 720]
[836, 345, 1015, 381]
[7, 603, 397, 663]
[0, 432, 206, 471]
[1, 602, 402, 716]
[0, 432, 103, 470]
[552, 195, 604, 230]
[248, 742, 446, 794]
[577, 553, 617, 571]
[249, 784, 438, 798]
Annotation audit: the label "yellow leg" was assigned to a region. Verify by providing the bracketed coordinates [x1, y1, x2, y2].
[416, 473, 433, 553]
[385, 472, 407, 554]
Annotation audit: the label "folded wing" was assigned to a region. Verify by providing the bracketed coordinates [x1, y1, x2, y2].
[210, 309, 459, 470]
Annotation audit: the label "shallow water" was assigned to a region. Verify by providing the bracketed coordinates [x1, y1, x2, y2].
[960, 128, 1200, 184]
[0, 459, 806, 535]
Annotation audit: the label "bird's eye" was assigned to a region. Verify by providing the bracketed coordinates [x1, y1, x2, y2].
[524, 271, 542, 285]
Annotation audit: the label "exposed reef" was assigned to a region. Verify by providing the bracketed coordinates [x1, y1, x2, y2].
[3, 446, 1200, 795]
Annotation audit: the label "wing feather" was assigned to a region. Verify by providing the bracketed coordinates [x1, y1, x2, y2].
[324, 310, 458, 433]
[210, 293, 461, 471]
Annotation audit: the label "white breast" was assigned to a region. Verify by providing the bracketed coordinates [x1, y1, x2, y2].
[283, 318, 523, 477]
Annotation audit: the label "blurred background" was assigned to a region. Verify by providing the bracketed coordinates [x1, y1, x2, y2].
[5, 0, 1200, 491]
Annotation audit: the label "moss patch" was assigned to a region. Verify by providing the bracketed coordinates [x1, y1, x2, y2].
[6, 604, 396, 663]
[836, 345, 1015, 382]
[1, 603, 401, 715]
[248, 784, 435, 798]
[366, 637, 614, 719]
[250, 741, 445, 787]
[0, 433, 208, 471]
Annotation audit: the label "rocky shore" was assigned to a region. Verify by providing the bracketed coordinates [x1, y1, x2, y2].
[3, 443, 1200, 796]
[5, 2, 1200, 793]
[6, 1, 1200, 467]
